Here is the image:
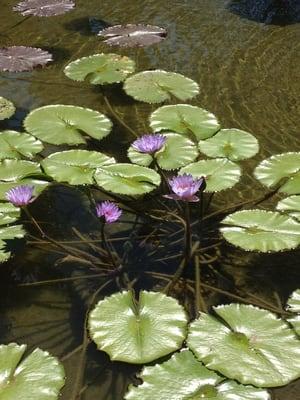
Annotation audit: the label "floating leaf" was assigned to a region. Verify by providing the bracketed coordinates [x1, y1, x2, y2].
[0, 97, 16, 121]
[13, 0, 75, 17]
[287, 290, 300, 335]
[0, 130, 43, 160]
[220, 210, 300, 252]
[187, 304, 300, 387]
[0, 46, 52, 72]
[125, 350, 270, 400]
[276, 195, 300, 221]
[128, 133, 198, 170]
[64, 53, 135, 85]
[0, 343, 65, 399]
[94, 163, 161, 195]
[88, 291, 187, 364]
[0, 225, 25, 262]
[150, 104, 220, 141]
[24, 105, 112, 145]
[98, 24, 167, 47]
[41, 150, 116, 185]
[0, 203, 20, 225]
[124, 70, 199, 104]
[180, 158, 241, 192]
[199, 128, 259, 161]
[254, 152, 300, 195]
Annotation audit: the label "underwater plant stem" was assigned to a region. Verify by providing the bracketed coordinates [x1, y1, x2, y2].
[184, 203, 192, 266]
[101, 223, 119, 269]
[194, 256, 208, 314]
[72, 227, 106, 256]
[1, 15, 31, 35]
[17, 273, 107, 287]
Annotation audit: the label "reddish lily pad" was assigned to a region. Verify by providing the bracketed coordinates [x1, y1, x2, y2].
[0, 46, 52, 72]
[13, 0, 75, 17]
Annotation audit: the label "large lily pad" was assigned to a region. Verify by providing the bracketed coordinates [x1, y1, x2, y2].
[94, 163, 161, 195]
[0, 203, 20, 225]
[88, 290, 187, 364]
[13, 0, 75, 17]
[276, 195, 300, 221]
[0, 46, 52, 72]
[24, 105, 112, 145]
[0, 225, 25, 262]
[187, 304, 300, 387]
[287, 290, 300, 336]
[149, 104, 220, 141]
[124, 70, 199, 104]
[64, 53, 135, 85]
[0, 130, 43, 160]
[220, 210, 300, 252]
[180, 158, 241, 192]
[41, 150, 116, 185]
[199, 129, 259, 161]
[0, 97, 16, 121]
[0, 343, 65, 399]
[125, 350, 270, 400]
[254, 152, 300, 195]
[128, 133, 198, 170]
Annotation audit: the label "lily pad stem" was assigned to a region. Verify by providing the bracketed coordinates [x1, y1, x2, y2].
[194, 255, 207, 314]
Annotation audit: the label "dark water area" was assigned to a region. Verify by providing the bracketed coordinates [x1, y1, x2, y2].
[0, 1, 300, 399]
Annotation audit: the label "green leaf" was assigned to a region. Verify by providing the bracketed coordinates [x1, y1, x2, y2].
[94, 163, 161, 195]
[128, 133, 198, 170]
[254, 152, 300, 195]
[199, 129, 259, 161]
[0, 159, 41, 182]
[180, 158, 241, 192]
[287, 290, 300, 335]
[24, 105, 112, 145]
[220, 210, 300, 252]
[187, 304, 300, 387]
[0, 97, 16, 120]
[0, 225, 25, 262]
[276, 195, 300, 221]
[0, 343, 65, 399]
[64, 53, 135, 84]
[125, 350, 270, 400]
[0, 130, 43, 160]
[41, 150, 116, 185]
[150, 104, 220, 141]
[0, 203, 20, 225]
[88, 290, 187, 364]
[124, 70, 199, 103]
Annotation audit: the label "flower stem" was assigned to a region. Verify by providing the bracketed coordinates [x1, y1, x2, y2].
[101, 223, 118, 269]
[184, 203, 192, 266]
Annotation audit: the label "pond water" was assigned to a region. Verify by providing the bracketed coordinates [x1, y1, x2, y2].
[0, 1, 300, 399]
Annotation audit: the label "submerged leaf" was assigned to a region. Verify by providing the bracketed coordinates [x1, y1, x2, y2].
[187, 304, 300, 387]
[0, 130, 43, 160]
[13, 0, 75, 16]
[98, 24, 167, 47]
[88, 291, 187, 364]
[124, 70, 199, 103]
[24, 105, 112, 145]
[125, 350, 270, 400]
[0, 46, 52, 72]
[276, 195, 300, 221]
[0, 97, 16, 121]
[64, 53, 135, 85]
[0, 343, 65, 399]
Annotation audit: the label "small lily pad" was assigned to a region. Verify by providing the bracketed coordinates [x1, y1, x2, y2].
[187, 304, 300, 387]
[276, 195, 300, 221]
[88, 290, 187, 364]
[124, 70, 199, 103]
[64, 53, 135, 85]
[180, 158, 241, 192]
[0, 130, 43, 160]
[13, 0, 75, 16]
[24, 105, 112, 145]
[0, 46, 52, 72]
[287, 289, 300, 335]
[254, 152, 300, 195]
[0, 225, 25, 262]
[0, 343, 65, 399]
[199, 129, 259, 161]
[220, 210, 300, 252]
[0, 97, 16, 121]
[150, 104, 220, 141]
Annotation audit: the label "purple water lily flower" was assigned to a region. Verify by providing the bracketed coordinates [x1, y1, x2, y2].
[132, 134, 166, 154]
[96, 201, 122, 223]
[164, 174, 206, 202]
[5, 185, 35, 207]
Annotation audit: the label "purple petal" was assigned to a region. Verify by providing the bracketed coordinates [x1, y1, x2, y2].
[95, 201, 122, 223]
[132, 134, 166, 154]
[5, 185, 35, 207]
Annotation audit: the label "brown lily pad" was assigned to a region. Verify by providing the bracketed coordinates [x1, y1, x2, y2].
[13, 0, 75, 17]
[0, 46, 53, 72]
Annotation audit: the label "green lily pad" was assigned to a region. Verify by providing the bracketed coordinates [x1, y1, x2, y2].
[287, 290, 300, 335]
[0, 343, 65, 399]
[0, 159, 41, 182]
[88, 290, 187, 364]
[254, 152, 300, 195]
[149, 104, 220, 141]
[0, 97, 16, 120]
[41, 150, 116, 185]
[0, 130, 43, 160]
[0, 203, 20, 225]
[125, 350, 270, 400]
[199, 129, 259, 161]
[94, 163, 161, 195]
[220, 210, 300, 252]
[128, 133, 198, 170]
[124, 70, 199, 103]
[64, 53, 135, 84]
[24, 105, 112, 145]
[187, 304, 300, 387]
[276, 196, 300, 221]
[180, 158, 241, 192]
[0, 224, 25, 262]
